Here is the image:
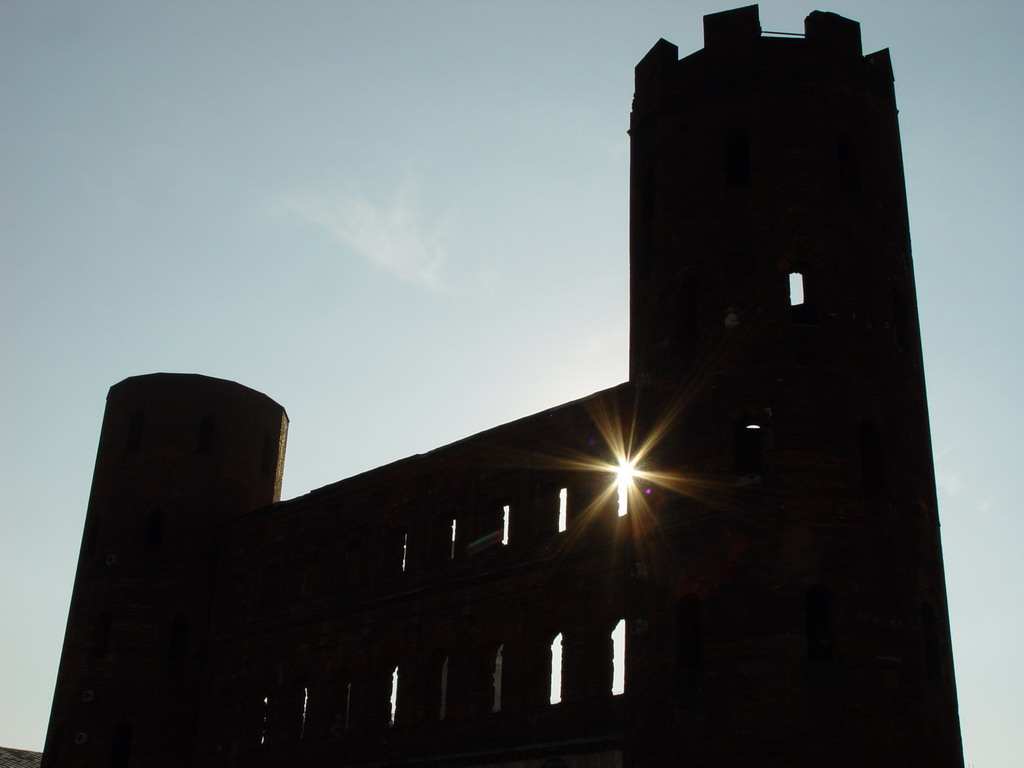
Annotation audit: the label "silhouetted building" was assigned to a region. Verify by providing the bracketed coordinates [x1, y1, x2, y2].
[43, 7, 963, 767]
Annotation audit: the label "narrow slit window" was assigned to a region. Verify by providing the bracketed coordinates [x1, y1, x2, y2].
[611, 619, 626, 695]
[492, 644, 504, 713]
[439, 657, 449, 721]
[549, 633, 563, 705]
[344, 681, 352, 731]
[389, 666, 399, 726]
[449, 519, 458, 560]
[616, 462, 636, 517]
[300, 686, 309, 739]
[789, 268, 817, 324]
[558, 488, 568, 533]
[502, 505, 510, 546]
[401, 532, 408, 572]
[789, 272, 805, 306]
[260, 695, 269, 744]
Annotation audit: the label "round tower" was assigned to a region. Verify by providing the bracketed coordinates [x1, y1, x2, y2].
[42, 374, 288, 767]
[626, 6, 962, 766]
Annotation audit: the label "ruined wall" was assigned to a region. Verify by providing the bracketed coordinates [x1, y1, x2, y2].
[194, 384, 637, 767]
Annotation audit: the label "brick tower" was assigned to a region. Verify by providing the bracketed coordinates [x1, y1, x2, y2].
[41, 374, 287, 767]
[625, 6, 962, 765]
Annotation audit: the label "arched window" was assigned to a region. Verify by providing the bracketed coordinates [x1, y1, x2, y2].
[259, 694, 270, 744]
[330, 669, 352, 737]
[300, 684, 310, 739]
[789, 269, 817, 324]
[549, 633, 563, 705]
[806, 584, 835, 662]
[438, 513, 461, 562]
[491, 644, 505, 713]
[423, 651, 448, 722]
[384, 527, 408, 576]
[388, 665, 400, 727]
[611, 620, 627, 695]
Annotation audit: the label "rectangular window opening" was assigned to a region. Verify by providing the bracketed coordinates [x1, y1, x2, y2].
[558, 488, 568, 533]
[401, 532, 408, 572]
[449, 519, 457, 560]
[550, 633, 563, 705]
[300, 687, 309, 739]
[260, 696, 269, 745]
[492, 644, 504, 713]
[501, 505, 510, 546]
[389, 666, 399, 727]
[617, 478, 629, 518]
[789, 272, 805, 306]
[611, 619, 627, 695]
[344, 682, 352, 731]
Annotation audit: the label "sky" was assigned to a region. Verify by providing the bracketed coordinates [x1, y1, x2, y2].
[1, 0, 1021, 763]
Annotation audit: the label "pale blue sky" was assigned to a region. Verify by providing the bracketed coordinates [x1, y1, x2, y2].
[2, 1, 1021, 763]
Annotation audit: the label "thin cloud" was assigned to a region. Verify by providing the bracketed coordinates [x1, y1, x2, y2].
[283, 182, 448, 291]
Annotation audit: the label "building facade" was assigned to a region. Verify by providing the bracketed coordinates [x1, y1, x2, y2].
[43, 6, 963, 767]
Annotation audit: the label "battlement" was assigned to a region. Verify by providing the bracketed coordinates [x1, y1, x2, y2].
[637, 5, 867, 90]
[703, 5, 862, 55]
